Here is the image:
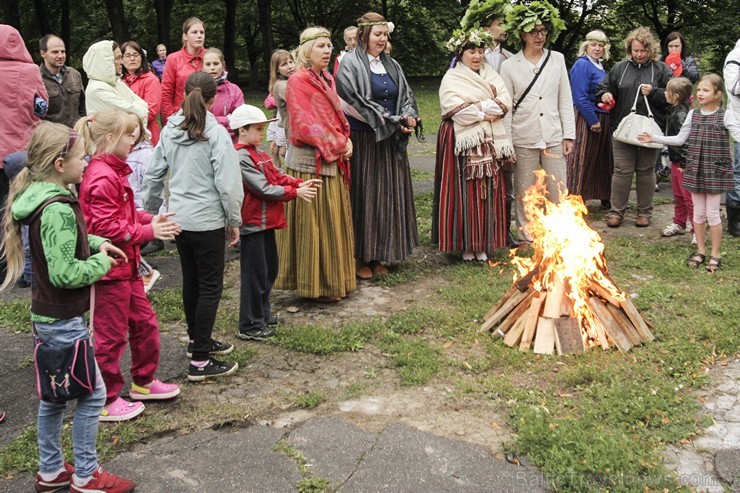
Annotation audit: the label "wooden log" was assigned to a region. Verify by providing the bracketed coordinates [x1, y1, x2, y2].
[588, 297, 632, 352]
[483, 285, 520, 322]
[542, 273, 565, 318]
[588, 280, 621, 307]
[560, 280, 573, 317]
[479, 288, 533, 333]
[605, 303, 642, 346]
[553, 318, 584, 355]
[503, 315, 527, 347]
[520, 292, 546, 351]
[619, 297, 655, 343]
[515, 266, 540, 292]
[533, 317, 556, 354]
[494, 290, 536, 337]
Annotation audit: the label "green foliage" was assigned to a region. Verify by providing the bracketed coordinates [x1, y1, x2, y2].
[504, 1, 567, 50]
[460, 0, 509, 30]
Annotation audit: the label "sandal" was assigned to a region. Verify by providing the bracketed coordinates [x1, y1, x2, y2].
[686, 252, 706, 268]
[706, 256, 722, 273]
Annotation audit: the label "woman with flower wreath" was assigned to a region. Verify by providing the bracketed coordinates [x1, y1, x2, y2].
[275, 27, 356, 302]
[336, 11, 420, 279]
[499, 1, 575, 243]
[432, 28, 515, 262]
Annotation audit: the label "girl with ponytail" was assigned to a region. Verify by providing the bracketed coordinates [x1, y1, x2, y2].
[142, 71, 244, 381]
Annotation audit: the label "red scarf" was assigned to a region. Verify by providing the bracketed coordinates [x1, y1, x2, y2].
[286, 67, 351, 183]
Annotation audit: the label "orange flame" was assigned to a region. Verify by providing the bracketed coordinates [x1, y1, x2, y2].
[510, 170, 624, 346]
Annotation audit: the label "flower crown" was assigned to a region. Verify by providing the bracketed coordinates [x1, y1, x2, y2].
[445, 28, 495, 54]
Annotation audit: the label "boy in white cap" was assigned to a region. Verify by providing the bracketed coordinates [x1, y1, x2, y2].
[229, 105, 321, 340]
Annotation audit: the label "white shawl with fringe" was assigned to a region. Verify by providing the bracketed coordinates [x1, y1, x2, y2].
[439, 63, 515, 179]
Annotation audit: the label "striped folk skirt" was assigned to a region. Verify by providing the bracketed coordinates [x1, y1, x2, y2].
[275, 169, 356, 299]
[432, 120, 506, 253]
[349, 130, 419, 263]
[566, 110, 613, 201]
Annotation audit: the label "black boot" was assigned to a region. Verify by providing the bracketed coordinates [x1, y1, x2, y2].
[727, 204, 740, 237]
[505, 196, 521, 248]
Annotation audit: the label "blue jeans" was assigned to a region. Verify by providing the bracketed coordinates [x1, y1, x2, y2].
[34, 316, 105, 477]
[726, 141, 740, 207]
[21, 225, 32, 285]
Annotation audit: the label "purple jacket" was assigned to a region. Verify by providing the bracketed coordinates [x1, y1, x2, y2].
[212, 76, 244, 142]
[151, 58, 165, 80]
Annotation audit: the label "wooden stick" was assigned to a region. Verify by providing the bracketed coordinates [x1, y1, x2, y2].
[542, 273, 565, 318]
[589, 314, 610, 350]
[503, 315, 527, 347]
[483, 285, 520, 322]
[494, 290, 536, 336]
[560, 279, 573, 317]
[588, 297, 632, 352]
[588, 280, 621, 307]
[533, 317, 556, 354]
[605, 303, 642, 346]
[520, 292, 546, 351]
[479, 288, 533, 333]
[619, 297, 655, 343]
[515, 266, 540, 292]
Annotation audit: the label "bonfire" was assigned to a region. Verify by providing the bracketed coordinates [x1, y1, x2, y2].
[479, 171, 654, 355]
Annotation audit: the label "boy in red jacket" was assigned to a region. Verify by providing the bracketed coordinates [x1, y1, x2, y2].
[229, 105, 321, 340]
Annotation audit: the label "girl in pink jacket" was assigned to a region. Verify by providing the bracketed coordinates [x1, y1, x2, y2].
[203, 47, 244, 142]
[76, 109, 182, 422]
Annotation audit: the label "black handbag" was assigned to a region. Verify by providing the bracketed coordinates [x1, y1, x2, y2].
[34, 334, 97, 403]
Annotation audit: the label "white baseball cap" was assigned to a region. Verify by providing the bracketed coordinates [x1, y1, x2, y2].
[228, 104, 277, 130]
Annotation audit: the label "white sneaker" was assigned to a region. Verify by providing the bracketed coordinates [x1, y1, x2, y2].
[661, 223, 686, 237]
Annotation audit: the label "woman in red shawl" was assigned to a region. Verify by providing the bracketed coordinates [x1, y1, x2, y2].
[275, 27, 356, 302]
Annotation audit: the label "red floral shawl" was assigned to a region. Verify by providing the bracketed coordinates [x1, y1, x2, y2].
[286, 67, 350, 182]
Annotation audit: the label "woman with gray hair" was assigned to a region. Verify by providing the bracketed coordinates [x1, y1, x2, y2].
[597, 27, 672, 228]
[566, 30, 613, 208]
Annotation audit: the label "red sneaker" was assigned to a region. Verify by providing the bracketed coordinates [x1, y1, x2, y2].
[70, 467, 136, 493]
[35, 462, 74, 492]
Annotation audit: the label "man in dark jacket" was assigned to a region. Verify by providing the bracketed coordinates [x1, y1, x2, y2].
[39, 34, 86, 128]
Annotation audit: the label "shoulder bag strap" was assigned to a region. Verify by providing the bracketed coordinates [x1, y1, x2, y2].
[513, 49, 552, 113]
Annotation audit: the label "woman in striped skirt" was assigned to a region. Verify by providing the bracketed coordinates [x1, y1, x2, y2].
[432, 28, 515, 262]
[276, 27, 356, 302]
[566, 31, 613, 207]
[336, 11, 420, 280]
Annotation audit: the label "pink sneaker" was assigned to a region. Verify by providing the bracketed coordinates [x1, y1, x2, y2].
[35, 462, 74, 492]
[99, 397, 145, 422]
[129, 379, 180, 401]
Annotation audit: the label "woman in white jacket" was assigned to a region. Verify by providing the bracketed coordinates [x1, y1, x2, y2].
[499, 1, 575, 243]
[83, 40, 148, 125]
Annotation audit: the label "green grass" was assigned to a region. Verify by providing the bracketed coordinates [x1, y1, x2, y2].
[274, 440, 331, 493]
[148, 288, 185, 323]
[412, 80, 441, 135]
[382, 338, 443, 387]
[0, 299, 31, 332]
[272, 321, 376, 355]
[410, 168, 434, 181]
[292, 390, 325, 409]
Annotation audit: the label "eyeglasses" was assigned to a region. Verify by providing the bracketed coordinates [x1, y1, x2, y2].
[529, 29, 549, 37]
[123, 53, 141, 59]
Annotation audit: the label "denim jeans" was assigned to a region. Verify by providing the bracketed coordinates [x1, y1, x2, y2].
[34, 316, 105, 478]
[726, 141, 740, 207]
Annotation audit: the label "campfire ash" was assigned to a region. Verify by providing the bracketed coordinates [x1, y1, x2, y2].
[480, 171, 654, 354]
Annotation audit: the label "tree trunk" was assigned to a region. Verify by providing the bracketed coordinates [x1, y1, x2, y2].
[223, 0, 237, 82]
[61, 0, 71, 50]
[103, 0, 130, 43]
[32, 0, 51, 37]
[1, 0, 21, 30]
[258, 0, 273, 83]
[152, 0, 174, 46]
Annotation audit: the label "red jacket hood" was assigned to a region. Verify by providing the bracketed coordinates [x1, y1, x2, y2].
[0, 25, 34, 63]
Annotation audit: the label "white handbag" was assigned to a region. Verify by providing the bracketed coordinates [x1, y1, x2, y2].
[612, 91, 664, 149]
